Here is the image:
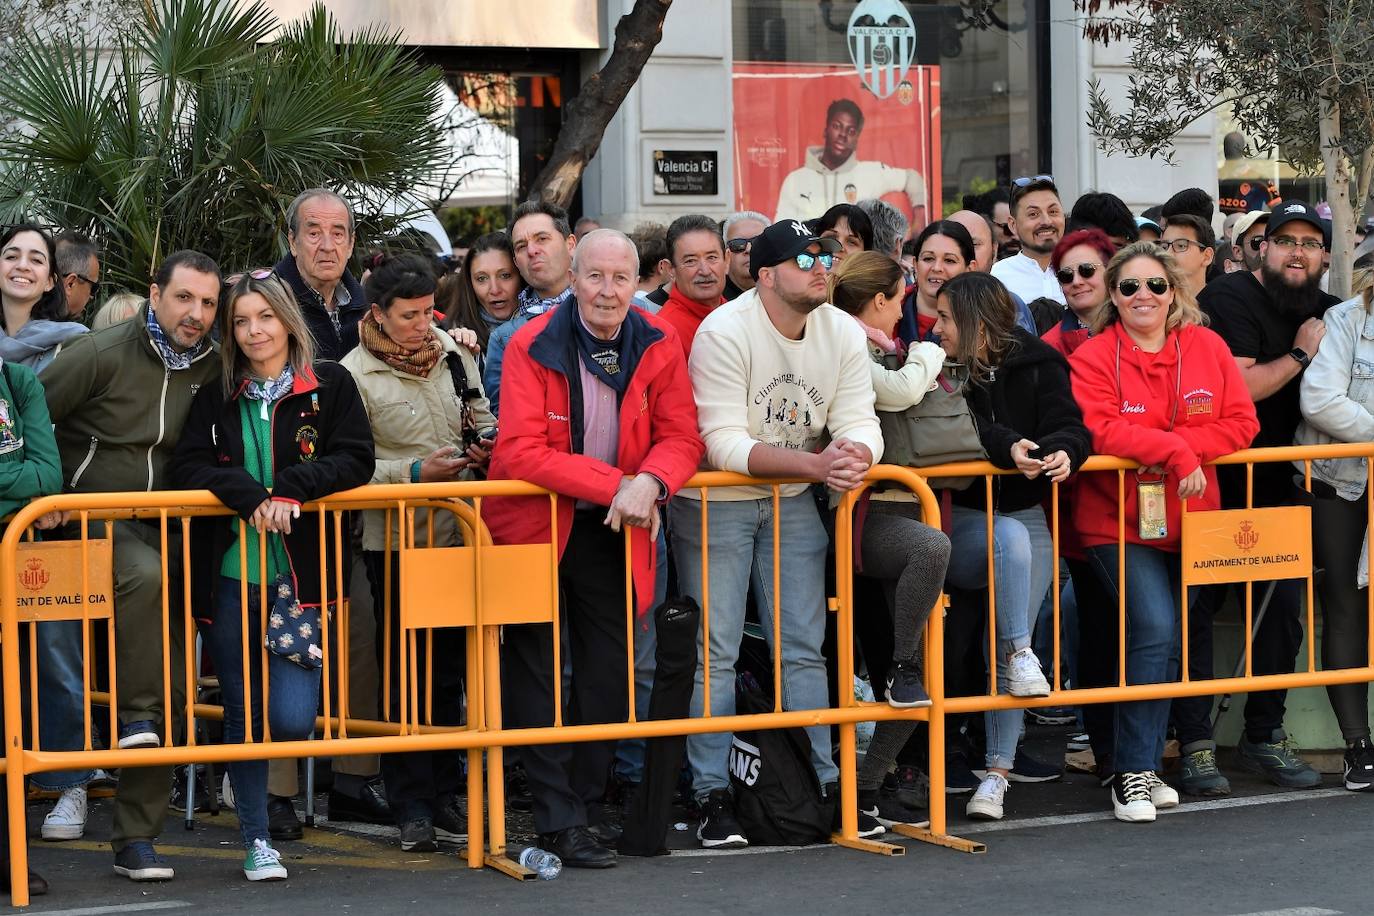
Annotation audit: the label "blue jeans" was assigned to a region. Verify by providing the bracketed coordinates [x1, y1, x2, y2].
[1087, 544, 1188, 773]
[33, 621, 96, 790]
[207, 576, 321, 847]
[613, 526, 667, 784]
[671, 493, 836, 796]
[946, 504, 1053, 770]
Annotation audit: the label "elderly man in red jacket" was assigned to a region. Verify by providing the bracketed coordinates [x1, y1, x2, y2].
[486, 228, 704, 869]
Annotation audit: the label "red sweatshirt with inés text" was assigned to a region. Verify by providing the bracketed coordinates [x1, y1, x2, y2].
[1069, 321, 1259, 552]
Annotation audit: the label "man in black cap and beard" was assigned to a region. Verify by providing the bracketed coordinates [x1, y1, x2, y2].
[1166, 202, 1340, 799]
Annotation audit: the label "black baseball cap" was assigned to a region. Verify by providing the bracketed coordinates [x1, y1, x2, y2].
[748, 219, 843, 280]
[1265, 200, 1331, 248]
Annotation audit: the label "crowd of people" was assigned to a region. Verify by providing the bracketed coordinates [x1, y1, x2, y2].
[3, 177, 1374, 895]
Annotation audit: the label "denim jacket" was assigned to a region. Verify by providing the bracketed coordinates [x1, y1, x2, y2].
[1296, 295, 1374, 500]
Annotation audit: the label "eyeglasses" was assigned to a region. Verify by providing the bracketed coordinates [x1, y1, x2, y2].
[794, 251, 834, 271]
[1267, 235, 1325, 252]
[68, 272, 99, 295]
[1116, 276, 1170, 297]
[726, 236, 755, 254]
[1012, 174, 1055, 188]
[1155, 238, 1208, 254]
[1055, 262, 1101, 285]
[225, 268, 275, 284]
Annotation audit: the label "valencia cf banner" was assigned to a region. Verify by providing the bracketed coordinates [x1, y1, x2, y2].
[732, 61, 941, 229]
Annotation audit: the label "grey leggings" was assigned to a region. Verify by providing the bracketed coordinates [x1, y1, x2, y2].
[1311, 488, 1372, 742]
[855, 502, 951, 790]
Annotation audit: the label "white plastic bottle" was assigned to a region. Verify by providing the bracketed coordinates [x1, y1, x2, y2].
[517, 846, 562, 880]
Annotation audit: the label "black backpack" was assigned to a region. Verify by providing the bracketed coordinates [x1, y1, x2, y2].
[728, 671, 832, 845]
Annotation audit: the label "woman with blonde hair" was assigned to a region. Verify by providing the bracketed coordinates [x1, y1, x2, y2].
[1296, 248, 1374, 790]
[170, 270, 374, 880]
[1070, 242, 1257, 822]
[828, 251, 949, 825]
[91, 292, 144, 331]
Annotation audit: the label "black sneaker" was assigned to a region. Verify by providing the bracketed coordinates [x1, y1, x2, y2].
[945, 754, 981, 795]
[113, 841, 174, 881]
[1008, 748, 1063, 783]
[892, 765, 927, 809]
[1345, 737, 1374, 792]
[822, 782, 884, 838]
[506, 765, 533, 813]
[695, 788, 747, 849]
[267, 795, 303, 841]
[399, 817, 437, 852]
[886, 659, 931, 708]
[858, 787, 924, 828]
[168, 764, 216, 813]
[433, 797, 466, 844]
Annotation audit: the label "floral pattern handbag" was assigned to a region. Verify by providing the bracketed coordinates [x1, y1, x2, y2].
[264, 573, 325, 670]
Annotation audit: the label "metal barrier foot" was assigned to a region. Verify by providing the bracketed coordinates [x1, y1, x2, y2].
[831, 833, 906, 856]
[890, 824, 986, 854]
[484, 853, 537, 880]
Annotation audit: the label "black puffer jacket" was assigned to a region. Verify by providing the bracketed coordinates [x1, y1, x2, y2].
[955, 326, 1092, 514]
[169, 361, 374, 617]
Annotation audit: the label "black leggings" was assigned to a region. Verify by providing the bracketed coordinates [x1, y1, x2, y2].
[1311, 488, 1372, 742]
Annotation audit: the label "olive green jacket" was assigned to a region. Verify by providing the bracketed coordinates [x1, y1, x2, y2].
[43, 305, 220, 494]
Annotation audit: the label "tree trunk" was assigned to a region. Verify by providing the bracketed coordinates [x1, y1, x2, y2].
[527, 0, 673, 209]
[1320, 92, 1355, 300]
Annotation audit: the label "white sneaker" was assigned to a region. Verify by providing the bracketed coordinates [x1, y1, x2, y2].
[222, 772, 235, 809]
[42, 785, 87, 840]
[1145, 771, 1179, 809]
[243, 838, 288, 881]
[1112, 771, 1157, 823]
[1006, 647, 1051, 697]
[965, 772, 1008, 821]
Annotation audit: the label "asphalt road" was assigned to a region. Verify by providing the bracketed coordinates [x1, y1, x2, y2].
[9, 733, 1367, 916]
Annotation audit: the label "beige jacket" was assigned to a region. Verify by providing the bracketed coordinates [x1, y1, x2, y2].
[340, 328, 496, 550]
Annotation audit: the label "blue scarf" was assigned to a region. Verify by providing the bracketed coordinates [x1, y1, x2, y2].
[517, 284, 573, 318]
[572, 309, 631, 394]
[243, 365, 295, 419]
[145, 307, 207, 370]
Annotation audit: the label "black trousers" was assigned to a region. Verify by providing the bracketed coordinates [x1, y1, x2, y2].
[1309, 486, 1371, 742]
[363, 551, 466, 823]
[501, 511, 631, 835]
[1069, 557, 1120, 764]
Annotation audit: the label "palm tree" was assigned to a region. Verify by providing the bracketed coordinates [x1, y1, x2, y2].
[0, 0, 449, 291]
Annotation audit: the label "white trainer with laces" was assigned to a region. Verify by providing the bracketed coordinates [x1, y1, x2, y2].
[41, 785, 87, 841]
[965, 772, 1009, 821]
[1006, 647, 1051, 697]
[1144, 771, 1179, 809]
[1112, 771, 1157, 823]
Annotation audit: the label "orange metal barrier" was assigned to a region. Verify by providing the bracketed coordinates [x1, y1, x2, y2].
[3, 444, 1373, 904]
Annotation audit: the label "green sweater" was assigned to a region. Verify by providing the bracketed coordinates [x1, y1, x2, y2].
[0, 360, 62, 520]
[220, 396, 289, 584]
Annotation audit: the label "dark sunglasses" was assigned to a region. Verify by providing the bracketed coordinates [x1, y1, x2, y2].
[794, 251, 834, 271]
[69, 272, 99, 295]
[1011, 173, 1055, 188]
[726, 236, 755, 253]
[1055, 262, 1101, 285]
[225, 268, 275, 285]
[1246, 236, 1264, 251]
[1116, 276, 1170, 297]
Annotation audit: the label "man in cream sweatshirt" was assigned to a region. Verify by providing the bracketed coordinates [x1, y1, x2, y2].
[671, 218, 885, 848]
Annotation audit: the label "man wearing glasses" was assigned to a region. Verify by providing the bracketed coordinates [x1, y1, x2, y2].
[54, 231, 100, 320]
[1179, 201, 1339, 797]
[991, 175, 1066, 306]
[1158, 214, 1216, 296]
[722, 210, 768, 301]
[1231, 210, 1270, 274]
[674, 219, 886, 847]
[773, 98, 926, 224]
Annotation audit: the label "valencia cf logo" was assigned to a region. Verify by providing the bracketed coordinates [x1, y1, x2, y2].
[847, 0, 916, 99]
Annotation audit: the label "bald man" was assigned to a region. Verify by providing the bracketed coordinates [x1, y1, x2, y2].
[947, 208, 1041, 334]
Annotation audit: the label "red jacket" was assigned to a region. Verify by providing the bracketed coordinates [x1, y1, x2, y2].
[1041, 309, 1093, 358]
[486, 301, 704, 614]
[655, 286, 720, 358]
[1069, 322, 1258, 552]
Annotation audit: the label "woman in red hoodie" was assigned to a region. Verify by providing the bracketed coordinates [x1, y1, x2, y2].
[1070, 242, 1258, 825]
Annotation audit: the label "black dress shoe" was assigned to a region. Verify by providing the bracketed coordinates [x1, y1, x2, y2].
[267, 795, 303, 841]
[0, 862, 49, 896]
[539, 826, 616, 869]
[586, 821, 622, 847]
[328, 779, 393, 825]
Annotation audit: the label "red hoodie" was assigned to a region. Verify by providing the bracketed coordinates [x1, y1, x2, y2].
[656, 286, 722, 358]
[1069, 321, 1258, 552]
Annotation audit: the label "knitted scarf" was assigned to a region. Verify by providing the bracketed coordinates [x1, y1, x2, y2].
[359, 314, 443, 377]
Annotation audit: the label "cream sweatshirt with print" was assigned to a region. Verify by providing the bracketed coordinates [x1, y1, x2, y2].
[685, 288, 883, 501]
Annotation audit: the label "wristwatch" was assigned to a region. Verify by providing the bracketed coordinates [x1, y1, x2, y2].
[1288, 347, 1311, 369]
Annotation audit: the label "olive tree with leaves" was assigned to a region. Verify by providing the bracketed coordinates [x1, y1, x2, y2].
[1076, 0, 1373, 298]
[0, 0, 450, 292]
